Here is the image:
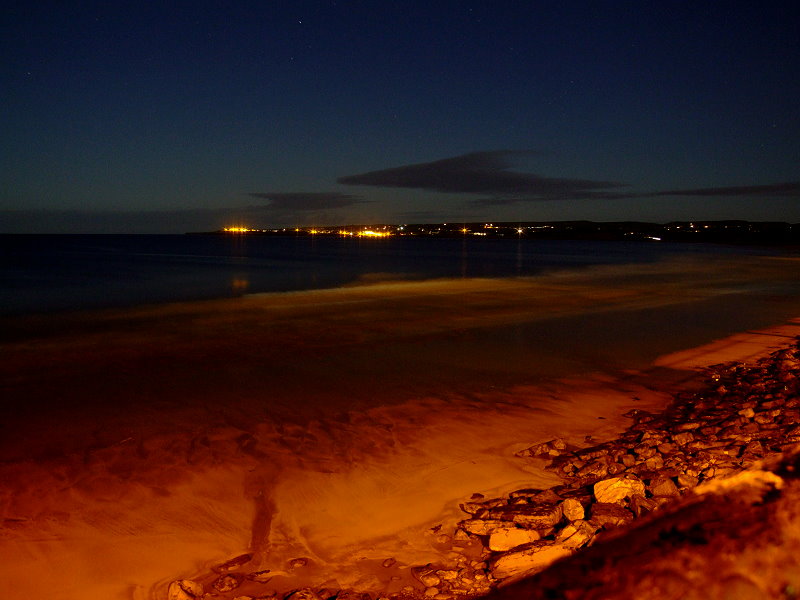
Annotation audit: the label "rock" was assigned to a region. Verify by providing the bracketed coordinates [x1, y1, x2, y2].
[213, 574, 242, 592]
[519, 438, 568, 457]
[488, 527, 541, 551]
[554, 520, 596, 549]
[672, 431, 695, 445]
[629, 495, 661, 517]
[382, 557, 397, 568]
[644, 455, 665, 470]
[657, 442, 676, 454]
[459, 497, 505, 514]
[589, 502, 634, 528]
[167, 580, 204, 600]
[593, 474, 645, 504]
[461, 518, 513, 536]
[560, 497, 585, 521]
[246, 569, 272, 583]
[452, 528, 472, 543]
[489, 503, 562, 529]
[336, 592, 372, 600]
[649, 477, 680, 498]
[288, 557, 309, 569]
[501, 504, 563, 529]
[490, 541, 573, 580]
[738, 407, 755, 418]
[575, 459, 610, 480]
[214, 553, 253, 573]
[418, 572, 441, 587]
[284, 589, 322, 600]
[436, 568, 459, 581]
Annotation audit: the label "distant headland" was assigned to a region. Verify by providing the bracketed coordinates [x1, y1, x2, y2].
[190, 220, 800, 245]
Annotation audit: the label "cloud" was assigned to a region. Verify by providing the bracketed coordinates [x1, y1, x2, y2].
[246, 192, 368, 210]
[337, 151, 626, 202]
[650, 182, 800, 197]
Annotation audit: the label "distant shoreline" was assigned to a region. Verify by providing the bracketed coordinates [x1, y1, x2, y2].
[189, 219, 800, 245]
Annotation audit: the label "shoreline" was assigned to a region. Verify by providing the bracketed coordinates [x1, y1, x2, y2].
[161, 322, 800, 600]
[1, 261, 800, 600]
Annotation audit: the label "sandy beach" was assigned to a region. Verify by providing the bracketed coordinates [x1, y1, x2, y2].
[1, 253, 800, 599]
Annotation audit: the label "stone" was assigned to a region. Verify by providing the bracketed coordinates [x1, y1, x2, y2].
[519, 438, 567, 457]
[214, 553, 253, 573]
[419, 573, 441, 587]
[460, 519, 512, 536]
[288, 557, 309, 569]
[452, 528, 472, 543]
[488, 527, 541, 552]
[575, 459, 609, 479]
[633, 444, 657, 458]
[738, 407, 755, 418]
[285, 590, 323, 600]
[334, 593, 371, 600]
[561, 497, 585, 521]
[382, 558, 397, 568]
[674, 421, 701, 431]
[459, 497, 504, 514]
[629, 495, 661, 517]
[657, 442, 676, 454]
[213, 574, 242, 592]
[593, 474, 645, 504]
[648, 476, 680, 497]
[554, 520, 596, 549]
[488, 503, 563, 528]
[590, 502, 634, 528]
[672, 431, 695, 445]
[167, 580, 204, 600]
[246, 570, 273, 583]
[508, 504, 563, 529]
[490, 541, 573, 580]
[645, 455, 665, 470]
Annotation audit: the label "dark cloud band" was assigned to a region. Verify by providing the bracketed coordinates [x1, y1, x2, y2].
[650, 182, 800, 197]
[337, 151, 625, 201]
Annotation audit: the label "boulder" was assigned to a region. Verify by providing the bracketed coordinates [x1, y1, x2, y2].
[593, 474, 645, 504]
[505, 504, 563, 529]
[490, 541, 573, 580]
[284, 589, 323, 600]
[590, 502, 634, 528]
[214, 553, 253, 573]
[672, 431, 695, 445]
[649, 476, 680, 498]
[560, 497, 585, 521]
[461, 518, 513, 536]
[488, 503, 563, 528]
[212, 574, 241, 592]
[167, 580, 203, 600]
[554, 520, 596, 549]
[488, 527, 541, 552]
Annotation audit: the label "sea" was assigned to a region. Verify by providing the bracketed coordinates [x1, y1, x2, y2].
[0, 233, 770, 315]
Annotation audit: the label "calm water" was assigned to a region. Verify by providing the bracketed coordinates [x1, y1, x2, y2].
[0, 234, 767, 315]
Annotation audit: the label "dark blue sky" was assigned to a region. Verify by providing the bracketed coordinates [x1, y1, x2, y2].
[2, 1, 798, 232]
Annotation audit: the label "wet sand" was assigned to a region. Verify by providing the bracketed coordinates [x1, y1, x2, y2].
[1, 253, 800, 599]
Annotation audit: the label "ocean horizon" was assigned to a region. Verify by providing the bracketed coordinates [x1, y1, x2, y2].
[0, 233, 772, 315]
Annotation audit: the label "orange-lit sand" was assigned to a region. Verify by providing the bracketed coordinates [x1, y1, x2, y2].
[1, 253, 800, 599]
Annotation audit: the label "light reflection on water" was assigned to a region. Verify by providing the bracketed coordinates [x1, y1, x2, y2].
[0, 234, 773, 314]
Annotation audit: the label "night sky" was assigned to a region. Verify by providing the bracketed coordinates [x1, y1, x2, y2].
[2, 1, 799, 233]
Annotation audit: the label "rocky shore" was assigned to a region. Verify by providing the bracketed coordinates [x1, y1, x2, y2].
[168, 337, 800, 600]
